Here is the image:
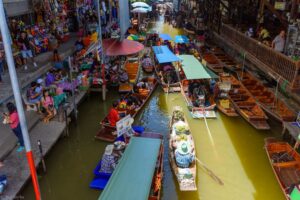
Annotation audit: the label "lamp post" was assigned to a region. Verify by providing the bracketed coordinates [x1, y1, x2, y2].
[0, 0, 41, 199]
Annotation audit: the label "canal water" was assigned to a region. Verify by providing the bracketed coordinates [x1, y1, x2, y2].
[22, 19, 285, 200]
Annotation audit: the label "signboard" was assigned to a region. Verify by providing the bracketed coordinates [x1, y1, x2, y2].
[116, 115, 134, 137]
[274, 2, 286, 11]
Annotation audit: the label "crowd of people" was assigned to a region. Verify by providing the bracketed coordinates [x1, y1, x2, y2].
[245, 25, 286, 53]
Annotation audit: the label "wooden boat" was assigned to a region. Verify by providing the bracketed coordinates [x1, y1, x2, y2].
[154, 63, 181, 93]
[202, 53, 224, 74]
[95, 77, 158, 142]
[152, 45, 181, 93]
[265, 138, 300, 200]
[240, 71, 296, 122]
[169, 107, 197, 191]
[220, 74, 270, 130]
[99, 134, 164, 200]
[211, 48, 241, 72]
[179, 55, 217, 118]
[215, 78, 239, 117]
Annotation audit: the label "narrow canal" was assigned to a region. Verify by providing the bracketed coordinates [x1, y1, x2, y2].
[22, 19, 285, 200]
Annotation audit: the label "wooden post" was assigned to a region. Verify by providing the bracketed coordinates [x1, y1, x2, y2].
[290, 0, 298, 21]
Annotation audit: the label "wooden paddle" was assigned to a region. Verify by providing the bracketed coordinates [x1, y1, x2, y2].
[195, 157, 224, 186]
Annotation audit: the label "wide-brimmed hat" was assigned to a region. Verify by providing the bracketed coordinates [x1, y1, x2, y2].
[176, 141, 190, 155]
[104, 145, 114, 155]
[37, 78, 43, 84]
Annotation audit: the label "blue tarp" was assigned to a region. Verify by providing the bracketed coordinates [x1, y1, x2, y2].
[159, 34, 172, 41]
[152, 45, 181, 64]
[175, 35, 189, 44]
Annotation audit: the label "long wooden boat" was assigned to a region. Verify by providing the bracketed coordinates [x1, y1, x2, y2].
[152, 45, 181, 93]
[154, 64, 181, 93]
[211, 48, 241, 72]
[220, 74, 270, 130]
[169, 107, 197, 191]
[202, 53, 224, 74]
[215, 77, 239, 117]
[240, 71, 296, 122]
[99, 134, 164, 200]
[265, 138, 300, 200]
[95, 77, 158, 142]
[178, 55, 217, 118]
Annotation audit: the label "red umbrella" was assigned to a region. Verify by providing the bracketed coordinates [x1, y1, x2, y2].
[103, 39, 144, 56]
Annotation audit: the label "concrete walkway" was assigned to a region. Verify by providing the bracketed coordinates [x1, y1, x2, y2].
[0, 90, 88, 200]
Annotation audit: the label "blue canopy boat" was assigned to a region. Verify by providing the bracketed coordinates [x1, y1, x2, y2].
[159, 33, 172, 41]
[152, 45, 181, 93]
[99, 136, 164, 200]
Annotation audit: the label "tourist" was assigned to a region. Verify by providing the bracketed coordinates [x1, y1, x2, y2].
[41, 90, 55, 123]
[4, 102, 25, 152]
[27, 81, 42, 112]
[53, 49, 64, 70]
[272, 30, 285, 53]
[18, 31, 37, 70]
[107, 101, 120, 127]
[174, 141, 194, 168]
[257, 26, 271, 46]
[75, 37, 84, 52]
[99, 145, 117, 173]
[245, 27, 254, 38]
[45, 70, 55, 87]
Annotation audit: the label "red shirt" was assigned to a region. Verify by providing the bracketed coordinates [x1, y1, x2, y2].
[9, 111, 19, 129]
[107, 108, 119, 127]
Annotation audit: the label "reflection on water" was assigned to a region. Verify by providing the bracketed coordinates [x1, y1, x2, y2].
[22, 19, 286, 200]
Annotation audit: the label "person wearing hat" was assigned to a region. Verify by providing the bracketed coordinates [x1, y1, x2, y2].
[175, 141, 195, 168]
[99, 145, 118, 173]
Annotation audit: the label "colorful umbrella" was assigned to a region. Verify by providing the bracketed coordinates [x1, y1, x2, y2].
[103, 39, 144, 56]
[132, 2, 150, 8]
[174, 35, 189, 44]
[131, 7, 150, 13]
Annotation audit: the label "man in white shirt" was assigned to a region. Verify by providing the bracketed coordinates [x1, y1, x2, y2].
[272, 30, 285, 53]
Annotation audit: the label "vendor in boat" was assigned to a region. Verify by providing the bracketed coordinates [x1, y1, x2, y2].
[107, 101, 120, 127]
[137, 78, 149, 89]
[174, 141, 195, 168]
[142, 55, 153, 68]
[138, 84, 150, 97]
[119, 69, 129, 83]
[99, 145, 119, 173]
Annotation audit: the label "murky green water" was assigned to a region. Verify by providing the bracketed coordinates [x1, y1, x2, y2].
[22, 89, 285, 200]
[22, 19, 286, 200]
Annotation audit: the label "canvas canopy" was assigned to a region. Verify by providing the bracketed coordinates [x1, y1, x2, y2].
[159, 33, 172, 41]
[99, 137, 161, 200]
[152, 45, 181, 64]
[174, 35, 189, 44]
[179, 55, 218, 80]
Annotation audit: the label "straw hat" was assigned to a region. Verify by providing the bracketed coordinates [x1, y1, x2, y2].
[104, 145, 114, 155]
[176, 141, 190, 155]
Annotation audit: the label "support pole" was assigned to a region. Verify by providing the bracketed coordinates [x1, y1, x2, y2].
[0, 1, 41, 199]
[69, 56, 77, 121]
[97, 0, 106, 101]
[38, 140, 46, 173]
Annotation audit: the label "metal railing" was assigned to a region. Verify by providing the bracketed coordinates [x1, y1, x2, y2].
[220, 24, 300, 87]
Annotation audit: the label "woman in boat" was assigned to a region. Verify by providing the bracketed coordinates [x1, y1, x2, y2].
[174, 141, 195, 168]
[107, 101, 120, 127]
[99, 145, 119, 174]
[119, 69, 129, 83]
